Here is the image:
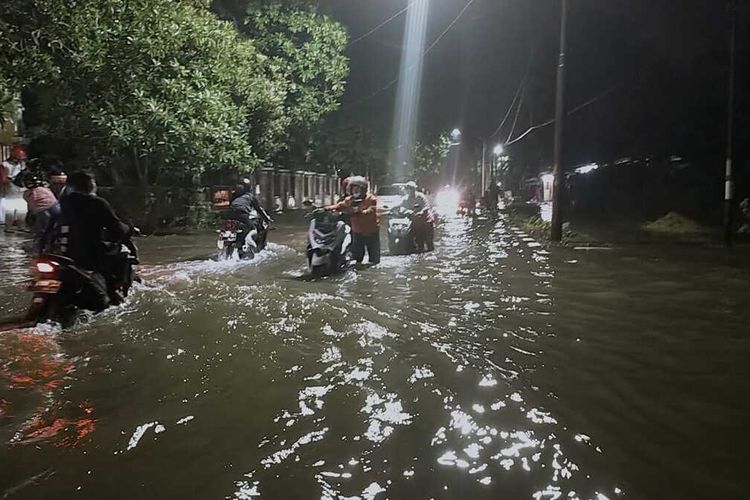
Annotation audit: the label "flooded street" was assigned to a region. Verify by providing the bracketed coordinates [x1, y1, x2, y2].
[1, 214, 749, 499]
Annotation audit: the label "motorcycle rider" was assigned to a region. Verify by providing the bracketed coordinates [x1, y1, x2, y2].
[460, 189, 476, 215]
[337, 177, 353, 225]
[54, 171, 136, 309]
[400, 181, 429, 211]
[40, 155, 68, 198]
[327, 176, 380, 265]
[398, 181, 434, 252]
[22, 174, 60, 254]
[1, 145, 27, 227]
[485, 179, 500, 210]
[224, 178, 273, 251]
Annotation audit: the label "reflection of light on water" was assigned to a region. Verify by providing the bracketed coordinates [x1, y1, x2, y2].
[124, 421, 165, 451]
[30, 219, 628, 499]
[0, 326, 98, 448]
[260, 428, 329, 468]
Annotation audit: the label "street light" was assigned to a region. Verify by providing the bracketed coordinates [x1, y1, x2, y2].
[451, 132, 505, 192]
[448, 128, 462, 185]
[491, 144, 506, 182]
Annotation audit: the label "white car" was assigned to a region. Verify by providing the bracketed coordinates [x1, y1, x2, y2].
[377, 183, 406, 213]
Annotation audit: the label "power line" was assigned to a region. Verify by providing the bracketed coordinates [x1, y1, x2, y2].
[506, 86, 525, 143]
[568, 86, 616, 115]
[423, 0, 477, 55]
[490, 79, 524, 140]
[350, 0, 478, 107]
[348, 2, 413, 46]
[488, 49, 535, 140]
[504, 118, 555, 147]
[505, 86, 617, 146]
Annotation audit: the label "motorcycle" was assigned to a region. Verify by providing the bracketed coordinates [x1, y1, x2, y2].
[217, 212, 268, 260]
[24, 240, 140, 328]
[457, 199, 476, 217]
[306, 208, 352, 277]
[388, 206, 436, 255]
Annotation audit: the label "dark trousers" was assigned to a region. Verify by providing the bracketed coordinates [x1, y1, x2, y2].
[351, 231, 380, 265]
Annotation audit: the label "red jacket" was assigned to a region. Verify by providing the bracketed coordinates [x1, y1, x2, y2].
[330, 194, 380, 235]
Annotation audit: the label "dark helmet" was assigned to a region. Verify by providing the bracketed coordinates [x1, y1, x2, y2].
[23, 174, 44, 189]
[237, 177, 253, 194]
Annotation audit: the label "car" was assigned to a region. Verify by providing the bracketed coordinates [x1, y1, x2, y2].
[377, 183, 406, 213]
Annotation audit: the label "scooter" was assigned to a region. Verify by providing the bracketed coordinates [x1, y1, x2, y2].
[306, 208, 352, 277]
[23, 240, 140, 328]
[387, 206, 435, 255]
[217, 212, 268, 260]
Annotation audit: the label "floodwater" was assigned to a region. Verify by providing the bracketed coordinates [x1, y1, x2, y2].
[1, 214, 749, 500]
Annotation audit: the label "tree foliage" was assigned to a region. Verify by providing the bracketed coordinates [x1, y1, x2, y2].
[411, 133, 451, 187]
[0, 0, 347, 185]
[0, 80, 13, 129]
[309, 124, 386, 178]
[242, 0, 349, 165]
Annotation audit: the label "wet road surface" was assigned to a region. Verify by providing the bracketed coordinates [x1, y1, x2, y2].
[1, 214, 749, 499]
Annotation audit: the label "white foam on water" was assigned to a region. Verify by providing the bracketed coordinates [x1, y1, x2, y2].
[140, 242, 296, 283]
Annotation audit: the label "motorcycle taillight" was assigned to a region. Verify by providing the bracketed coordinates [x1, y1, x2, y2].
[35, 261, 56, 274]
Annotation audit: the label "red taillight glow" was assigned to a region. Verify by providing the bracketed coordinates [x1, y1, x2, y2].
[35, 262, 56, 273]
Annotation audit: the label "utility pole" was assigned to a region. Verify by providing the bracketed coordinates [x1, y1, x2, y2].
[724, 0, 738, 246]
[550, 0, 568, 242]
[481, 140, 487, 194]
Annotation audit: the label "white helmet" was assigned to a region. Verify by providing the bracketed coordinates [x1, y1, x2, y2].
[348, 176, 368, 189]
[405, 181, 418, 191]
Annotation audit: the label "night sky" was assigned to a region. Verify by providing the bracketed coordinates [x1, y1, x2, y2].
[317, 0, 746, 173]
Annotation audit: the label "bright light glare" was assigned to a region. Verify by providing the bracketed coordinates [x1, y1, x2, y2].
[493, 144, 504, 156]
[451, 128, 462, 140]
[1, 197, 27, 217]
[35, 262, 56, 273]
[435, 187, 461, 215]
[390, 0, 430, 178]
